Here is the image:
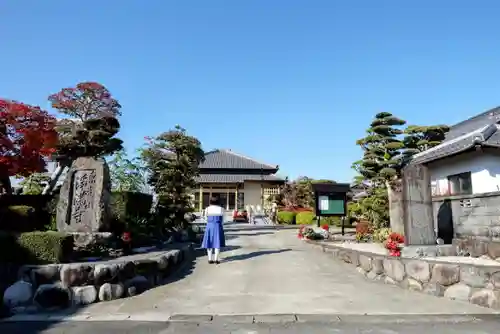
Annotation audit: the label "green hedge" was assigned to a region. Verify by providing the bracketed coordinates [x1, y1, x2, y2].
[0, 205, 50, 232]
[0, 231, 74, 264]
[110, 192, 153, 222]
[277, 211, 296, 224]
[296, 211, 315, 225]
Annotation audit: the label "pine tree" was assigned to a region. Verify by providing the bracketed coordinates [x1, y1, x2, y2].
[403, 125, 450, 155]
[142, 126, 205, 232]
[354, 112, 407, 185]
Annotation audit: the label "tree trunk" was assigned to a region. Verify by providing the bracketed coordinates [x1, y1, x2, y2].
[0, 172, 12, 195]
[387, 180, 405, 234]
[42, 162, 69, 195]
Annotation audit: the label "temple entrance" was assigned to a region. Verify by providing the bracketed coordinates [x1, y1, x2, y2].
[195, 186, 244, 211]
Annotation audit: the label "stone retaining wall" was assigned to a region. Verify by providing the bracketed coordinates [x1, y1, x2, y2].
[307, 241, 500, 309]
[2, 244, 194, 313]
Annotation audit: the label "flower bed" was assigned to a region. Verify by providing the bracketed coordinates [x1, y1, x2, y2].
[305, 240, 500, 310]
[2, 243, 194, 315]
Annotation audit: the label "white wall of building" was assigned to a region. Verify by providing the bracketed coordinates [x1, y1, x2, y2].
[243, 182, 262, 208]
[428, 151, 500, 195]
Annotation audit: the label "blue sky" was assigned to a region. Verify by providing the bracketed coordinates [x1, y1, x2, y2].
[2, 1, 500, 182]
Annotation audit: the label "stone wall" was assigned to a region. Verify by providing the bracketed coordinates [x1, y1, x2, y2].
[2, 244, 194, 314]
[308, 241, 500, 310]
[433, 191, 500, 258]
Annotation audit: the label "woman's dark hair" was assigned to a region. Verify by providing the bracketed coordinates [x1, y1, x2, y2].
[209, 196, 220, 206]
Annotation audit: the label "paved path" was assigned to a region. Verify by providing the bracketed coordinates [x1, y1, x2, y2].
[3, 316, 500, 333]
[55, 224, 496, 318]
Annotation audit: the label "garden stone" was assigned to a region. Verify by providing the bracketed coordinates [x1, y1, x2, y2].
[56, 157, 111, 234]
[118, 261, 136, 281]
[173, 249, 183, 264]
[94, 264, 119, 285]
[487, 242, 500, 259]
[423, 282, 446, 297]
[356, 267, 367, 277]
[30, 265, 61, 287]
[372, 258, 384, 274]
[60, 264, 94, 287]
[406, 278, 423, 291]
[444, 283, 471, 301]
[366, 271, 378, 280]
[134, 260, 158, 277]
[384, 276, 396, 285]
[33, 283, 71, 309]
[405, 260, 430, 283]
[125, 275, 150, 297]
[358, 255, 372, 272]
[383, 259, 405, 281]
[490, 271, 500, 289]
[431, 264, 460, 286]
[470, 289, 500, 308]
[460, 266, 489, 288]
[156, 255, 169, 271]
[3, 281, 33, 308]
[98, 283, 124, 301]
[71, 285, 97, 305]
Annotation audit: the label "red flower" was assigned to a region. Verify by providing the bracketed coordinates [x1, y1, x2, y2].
[122, 232, 131, 243]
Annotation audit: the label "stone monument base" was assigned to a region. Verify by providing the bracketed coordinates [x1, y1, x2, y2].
[401, 244, 457, 258]
[68, 232, 114, 248]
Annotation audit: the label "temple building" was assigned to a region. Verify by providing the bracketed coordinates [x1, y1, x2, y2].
[193, 149, 285, 212]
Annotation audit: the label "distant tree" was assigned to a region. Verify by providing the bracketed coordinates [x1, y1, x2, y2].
[142, 126, 205, 232]
[19, 173, 51, 195]
[0, 100, 58, 194]
[108, 149, 147, 193]
[279, 177, 336, 208]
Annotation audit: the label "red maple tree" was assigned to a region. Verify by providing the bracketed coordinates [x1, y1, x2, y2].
[0, 100, 58, 194]
[48, 82, 121, 120]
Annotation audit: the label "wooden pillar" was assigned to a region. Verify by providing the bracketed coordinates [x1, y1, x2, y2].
[198, 186, 203, 212]
[235, 186, 239, 211]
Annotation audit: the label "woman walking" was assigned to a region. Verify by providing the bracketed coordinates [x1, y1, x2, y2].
[201, 196, 226, 264]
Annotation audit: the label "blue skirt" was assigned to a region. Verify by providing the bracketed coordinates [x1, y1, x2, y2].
[202, 221, 226, 249]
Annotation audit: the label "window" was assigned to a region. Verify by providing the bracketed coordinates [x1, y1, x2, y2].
[447, 172, 472, 195]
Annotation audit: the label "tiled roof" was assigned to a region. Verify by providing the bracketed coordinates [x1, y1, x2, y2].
[411, 123, 500, 164]
[200, 149, 278, 170]
[196, 173, 285, 184]
[444, 107, 500, 141]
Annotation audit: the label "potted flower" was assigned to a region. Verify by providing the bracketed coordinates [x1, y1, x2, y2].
[384, 232, 404, 257]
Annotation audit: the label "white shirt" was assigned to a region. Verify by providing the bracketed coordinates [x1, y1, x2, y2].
[204, 205, 225, 223]
[271, 203, 277, 212]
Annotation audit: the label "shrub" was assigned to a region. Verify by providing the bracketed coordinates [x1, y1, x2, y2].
[277, 211, 296, 224]
[0, 205, 49, 232]
[355, 221, 373, 243]
[295, 211, 315, 225]
[355, 221, 372, 235]
[0, 231, 74, 264]
[111, 192, 153, 221]
[110, 192, 153, 234]
[373, 227, 391, 243]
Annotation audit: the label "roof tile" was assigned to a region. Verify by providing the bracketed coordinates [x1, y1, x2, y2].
[200, 149, 278, 170]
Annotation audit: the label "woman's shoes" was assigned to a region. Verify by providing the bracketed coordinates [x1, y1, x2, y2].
[215, 261, 220, 265]
[208, 260, 214, 264]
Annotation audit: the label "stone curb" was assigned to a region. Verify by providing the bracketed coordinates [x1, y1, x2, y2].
[1, 313, 497, 323]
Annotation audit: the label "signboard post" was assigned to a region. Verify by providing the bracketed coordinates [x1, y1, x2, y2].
[312, 183, 350, 235]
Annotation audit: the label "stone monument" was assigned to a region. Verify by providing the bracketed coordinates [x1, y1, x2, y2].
[56, 157, 112, 236]
[401, 163, 436, 245]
